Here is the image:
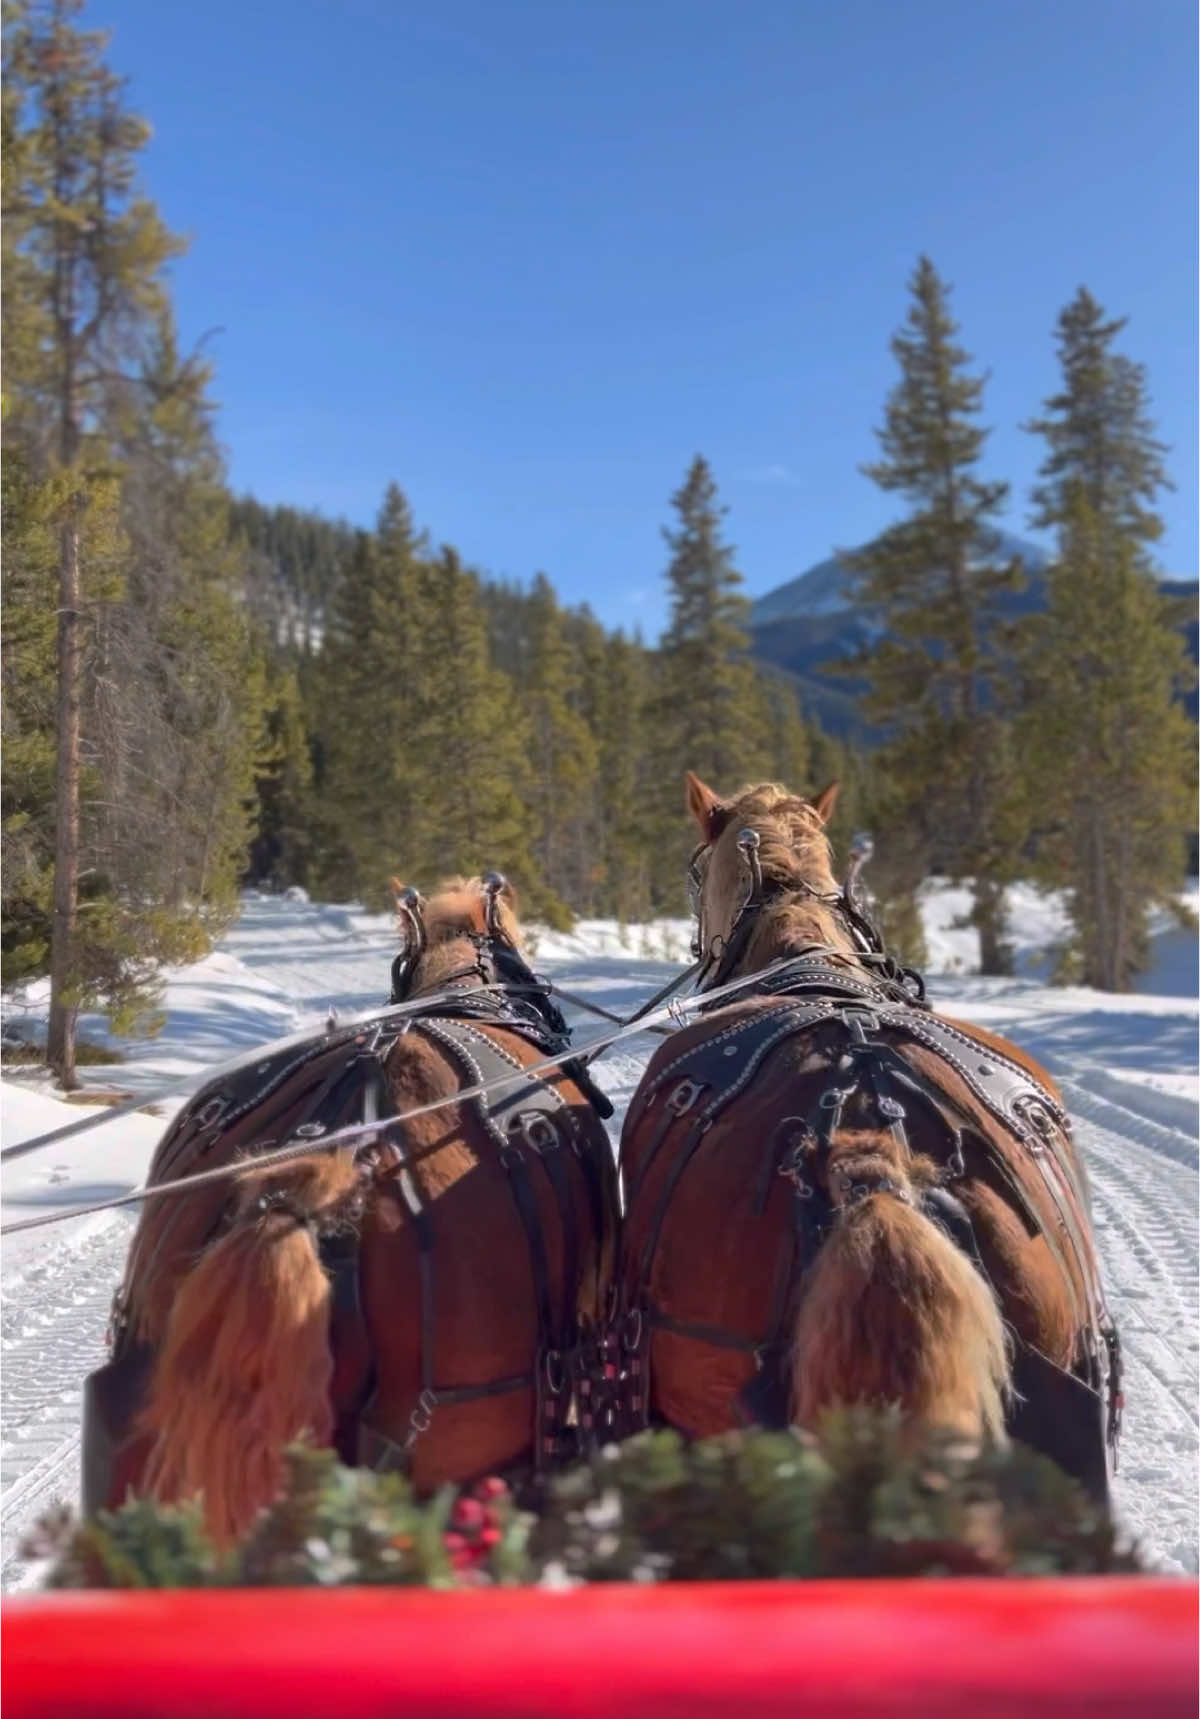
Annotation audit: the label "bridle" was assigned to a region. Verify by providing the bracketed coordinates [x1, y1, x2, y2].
[688, 824, 925, 1003]
[688, 828, 769, 986]
[390, 871, 517, 1005]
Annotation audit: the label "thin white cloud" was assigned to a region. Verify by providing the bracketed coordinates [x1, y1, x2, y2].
[739, 463, 802, 487]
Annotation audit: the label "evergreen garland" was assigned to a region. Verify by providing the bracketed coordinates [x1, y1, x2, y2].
[30, 1416, 1140, 1590]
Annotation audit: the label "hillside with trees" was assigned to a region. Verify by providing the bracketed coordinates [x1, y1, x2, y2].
[2, 0, 1194, 1084]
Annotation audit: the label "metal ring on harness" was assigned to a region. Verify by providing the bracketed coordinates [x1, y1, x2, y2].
[482, 871, 508, 938]
[404, 1387, 438, 1446]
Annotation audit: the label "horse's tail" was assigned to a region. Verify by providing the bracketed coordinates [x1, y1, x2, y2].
[791, 1150, 1009, 1443]
[140, 1150, 360, 1543]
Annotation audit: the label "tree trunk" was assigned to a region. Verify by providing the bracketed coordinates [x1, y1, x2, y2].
[973, 876, 1013, 976]
[47, 506, 83, 1089]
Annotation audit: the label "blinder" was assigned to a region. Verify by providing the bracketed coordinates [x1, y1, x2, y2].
[389, 886, 427, 1003]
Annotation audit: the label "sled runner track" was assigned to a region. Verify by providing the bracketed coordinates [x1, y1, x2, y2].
[1062, 1074, 1199, 1172]
[1, 1215, 135, 1587]
[1076, 1113, 1199, 1571]
[0, 1435, 80, 1589]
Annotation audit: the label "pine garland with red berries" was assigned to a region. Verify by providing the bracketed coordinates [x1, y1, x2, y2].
[28, 1414, 1141, 1590]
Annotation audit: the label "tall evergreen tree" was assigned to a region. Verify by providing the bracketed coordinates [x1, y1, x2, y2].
[657, 456, 769, 788]
[1021, 295, 1192, 989]
[843, 257, 1026, 974]
[4, 0, 184, 1075]
[762, 676, 812, 792]
[652, 456, 770, 904]
[1027, 289, 1170, 558]
[314, 487, 426, 905]
[404, 547, 539, 893]
[518, 574, 598, 921]
[250, 661, 315, 889]
[3, 0, 261, 1067]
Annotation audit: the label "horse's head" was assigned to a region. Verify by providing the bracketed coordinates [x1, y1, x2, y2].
[389, 873, 524, 996]
[684, 772, 843, 976]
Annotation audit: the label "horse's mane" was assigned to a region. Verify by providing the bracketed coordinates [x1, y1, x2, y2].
[391, 876, 525, 990]
[717, 784, 850, 963]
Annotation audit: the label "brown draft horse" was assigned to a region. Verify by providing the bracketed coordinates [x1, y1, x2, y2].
[85, 877, 618, 1542]
[617, 776, 1121, 1501]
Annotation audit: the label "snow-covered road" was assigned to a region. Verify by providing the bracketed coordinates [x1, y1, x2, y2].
[2, 889, 1196, 1584]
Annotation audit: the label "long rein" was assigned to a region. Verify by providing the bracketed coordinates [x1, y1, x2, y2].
[0, 953, 794, 1238]
[1, 841, 891, 1236]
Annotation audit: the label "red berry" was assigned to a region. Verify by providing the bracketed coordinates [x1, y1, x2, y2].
[452, 1497, 485, 1530]
[479, 1527, 502, 1548]
[443, 1532, 467, 1552]
[477, 1476, 508, 1500]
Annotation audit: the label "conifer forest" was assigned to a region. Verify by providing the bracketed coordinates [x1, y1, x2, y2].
[2, 0, 1195, 1084]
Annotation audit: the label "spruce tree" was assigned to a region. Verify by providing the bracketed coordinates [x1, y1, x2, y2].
[1, 443, 59, 983]
[1028, 289, 1170, 557]
[3, 0, 205, 1076]
[1021, 295, 1193, 989]
[405, 546, 538, 893]
[519, 574, 597, 921]
[657, 457, 769, 788]
[844, 257, 1025, 974]
[250, 662, 315, 888]
[314, 487, 427, 905]
[763, 677, 812, 792]
[652, 457, 770, 905]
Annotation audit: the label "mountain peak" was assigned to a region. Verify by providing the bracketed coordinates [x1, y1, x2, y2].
[748, 532, 1050, 629]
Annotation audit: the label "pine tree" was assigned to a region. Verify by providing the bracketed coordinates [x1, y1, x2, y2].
[1021, 296, 1193, 989]
[250, 662, 315, 888]
[518, 574, 597, 921]
[1028, 289, 1170, 558]
[3, 0, 195, 1078]
[843, 257, 1026, 975]
[403, 546, 538, 893]
[1, 443, 59, 983]
[762, 676, 812, 792]
[652, 456, 770, 905]
[110, 313, 266, 923]
[657, 457, 769, 787]
[314, 487, 427, 905]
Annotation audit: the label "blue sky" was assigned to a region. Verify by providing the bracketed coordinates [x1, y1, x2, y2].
[93, 0, 1195, 633]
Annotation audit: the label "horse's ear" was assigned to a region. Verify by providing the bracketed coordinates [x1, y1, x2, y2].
[685, 771, 728, 841]
[809, 781, 840, 825]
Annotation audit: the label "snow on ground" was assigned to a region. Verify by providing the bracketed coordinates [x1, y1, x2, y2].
[1, 885, 1196, 1586]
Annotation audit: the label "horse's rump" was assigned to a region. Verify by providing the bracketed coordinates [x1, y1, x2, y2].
[92, 1009, 617, 1535]
[618, 993, 1115, 1495]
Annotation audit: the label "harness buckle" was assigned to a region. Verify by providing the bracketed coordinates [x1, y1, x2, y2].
[512, 1111, 558, 1155]
[196, 1096, 227, 1130]
[292, 1121, 327, 1140]
[543, 1349, 567, 1396]
[667, 1079, 703, 1116]
[842, 1008, 880, 1046]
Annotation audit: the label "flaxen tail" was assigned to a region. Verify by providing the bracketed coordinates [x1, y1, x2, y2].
[140, 1151, 360, 1543]
[791, 1155, 1009, 1444]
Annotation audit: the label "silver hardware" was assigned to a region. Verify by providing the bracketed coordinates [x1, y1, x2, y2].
[667, 1079, 703, 1114]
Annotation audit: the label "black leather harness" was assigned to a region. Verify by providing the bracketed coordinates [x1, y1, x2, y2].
[616, 957, 1123, 1504]
[85, 935, 615, 1513]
